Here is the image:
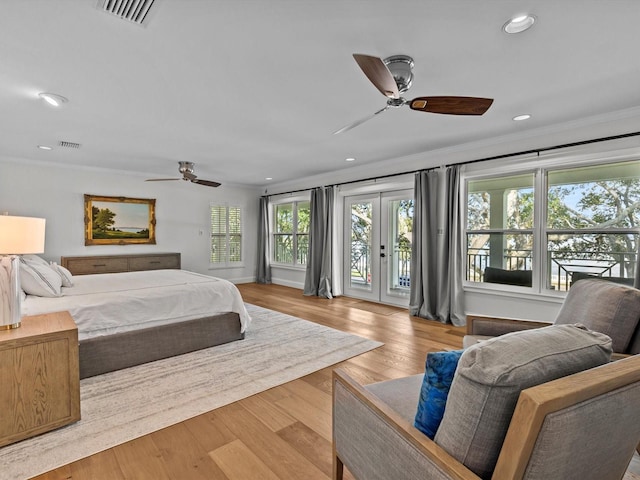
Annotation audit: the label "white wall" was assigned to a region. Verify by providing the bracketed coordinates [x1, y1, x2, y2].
[271, 266, 306, 289]
[464, 288, 563, 322]
[0, 158, 261, 283]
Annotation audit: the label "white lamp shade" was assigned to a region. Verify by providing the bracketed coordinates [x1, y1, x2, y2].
[0, 216, 46, 254]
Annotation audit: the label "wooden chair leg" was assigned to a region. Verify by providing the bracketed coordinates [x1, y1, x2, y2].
[333, 454, 344, 480]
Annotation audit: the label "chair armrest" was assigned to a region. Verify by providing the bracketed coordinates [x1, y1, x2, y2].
[332, 369, 480, 480]
[611, 352, 631, 361]
[466, 315, 551, 336]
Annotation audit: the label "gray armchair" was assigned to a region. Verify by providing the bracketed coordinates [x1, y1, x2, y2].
[333, 331, 640, 480]
[465, 279, 640, 356]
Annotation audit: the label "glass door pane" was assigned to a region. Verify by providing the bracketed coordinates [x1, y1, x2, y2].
[349, 200, 373, 292]
[380, 193, 413, 305]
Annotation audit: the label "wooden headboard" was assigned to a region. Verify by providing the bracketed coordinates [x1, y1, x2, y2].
[60, 253, 181, 275]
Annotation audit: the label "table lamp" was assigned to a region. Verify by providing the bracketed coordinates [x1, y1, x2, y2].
[0, 215, 46, 329]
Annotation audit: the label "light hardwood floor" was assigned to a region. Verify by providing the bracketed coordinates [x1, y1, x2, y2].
[32, 283, 638, 480]
[32, 283, 462, 480]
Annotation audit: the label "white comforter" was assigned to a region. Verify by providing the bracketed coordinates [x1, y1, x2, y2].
[22, 269, 251, 340]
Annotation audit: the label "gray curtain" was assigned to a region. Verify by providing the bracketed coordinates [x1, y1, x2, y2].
[304, 186, 334, 298]
[409, 166, 465, 325]
[256, 196, 271, 284]
[635, 242, 640, 289]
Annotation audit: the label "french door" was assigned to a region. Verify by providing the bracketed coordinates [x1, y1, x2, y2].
[343, 190, 413, 307]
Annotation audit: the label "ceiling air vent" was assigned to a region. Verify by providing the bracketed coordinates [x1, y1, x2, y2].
[98, 0, 156, 26]
[58, 141, 81, 149]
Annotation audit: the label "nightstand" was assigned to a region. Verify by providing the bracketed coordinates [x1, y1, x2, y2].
[0, 311, 80, 447]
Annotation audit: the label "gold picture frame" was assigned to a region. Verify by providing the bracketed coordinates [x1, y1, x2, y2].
[84, 194, 156, 246]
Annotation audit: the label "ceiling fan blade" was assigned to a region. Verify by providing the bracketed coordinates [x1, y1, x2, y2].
[409, 96, 494, 115]
[353, 54, 400, 99]
[333, 106, 389, 135]
[146, 162, 219, 187]
[192, 179, 221, 188]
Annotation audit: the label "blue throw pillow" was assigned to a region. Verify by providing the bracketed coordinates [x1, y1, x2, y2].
[414, 349, 464, 439]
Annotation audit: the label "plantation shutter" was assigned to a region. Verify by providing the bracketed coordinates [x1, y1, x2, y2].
[210, 205, 242, 265]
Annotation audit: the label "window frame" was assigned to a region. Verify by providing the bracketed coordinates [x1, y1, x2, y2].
[270, 195, 310, 269]
[463, 151, 640, 297]
[209, 203, 243, 269]
[465, 171, 538, 286]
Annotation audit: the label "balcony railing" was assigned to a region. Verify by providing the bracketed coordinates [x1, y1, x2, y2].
[350, 242, 412, 290]
[350, 241, 370, 285]
[467, 248, 637, 290]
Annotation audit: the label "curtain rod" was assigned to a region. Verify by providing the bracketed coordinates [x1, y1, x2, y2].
[263, 130, 640, 198]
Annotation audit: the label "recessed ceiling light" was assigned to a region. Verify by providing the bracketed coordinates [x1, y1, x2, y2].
[38, 92, 68, 107]
[265, 177, 273, 180]
[345, 157, 356, 162]
[503, 14, 536, 34]
[37, 145, 53, 150]
[513, 114, 532, 121]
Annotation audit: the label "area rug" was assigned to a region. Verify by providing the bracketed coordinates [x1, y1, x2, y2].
[0, 303, 382, 480]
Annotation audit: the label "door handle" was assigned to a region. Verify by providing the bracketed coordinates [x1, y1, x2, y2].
[380, 253, 386, 258]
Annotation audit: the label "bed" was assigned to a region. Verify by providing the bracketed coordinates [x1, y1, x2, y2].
[20, 253, 251, 378]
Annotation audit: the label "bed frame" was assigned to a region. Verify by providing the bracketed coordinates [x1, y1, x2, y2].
[61, 253, 245, 379]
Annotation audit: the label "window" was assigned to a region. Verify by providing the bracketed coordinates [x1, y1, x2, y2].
[465, 160, 640, 291]
[210, 204, 242, 266]
[273, 201, 310, 265]
[466, 174, 534, 285]
[547, 161, 640, 290]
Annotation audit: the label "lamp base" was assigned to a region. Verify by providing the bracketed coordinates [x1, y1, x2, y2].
[0, 322, 20, 330]
[1, 255, 22, 329]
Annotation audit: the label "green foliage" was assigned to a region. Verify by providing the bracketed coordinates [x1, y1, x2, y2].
[397, 199, 413, 248]
[350, 202, 372, 244]
[91, 229, 148, 239]
[93, 208, 116, 232]
[467, 192, 489, 230]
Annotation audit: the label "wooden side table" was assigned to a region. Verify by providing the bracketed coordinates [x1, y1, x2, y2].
[0, 311, 80, 447]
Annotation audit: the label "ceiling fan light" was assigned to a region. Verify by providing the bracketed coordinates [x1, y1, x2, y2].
[503, 14, 536, 34]
[38, 92, 68, 107]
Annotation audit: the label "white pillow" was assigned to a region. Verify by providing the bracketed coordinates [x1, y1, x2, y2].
[22, 254, 50, 267]
[50, 262, 74, 287]
[19, 259, 62, 297]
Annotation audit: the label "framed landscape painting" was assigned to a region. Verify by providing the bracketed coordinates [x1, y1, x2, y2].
[84, 194, 156, 245]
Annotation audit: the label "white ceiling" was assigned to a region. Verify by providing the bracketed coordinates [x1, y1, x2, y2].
[2, 0, 640, 191]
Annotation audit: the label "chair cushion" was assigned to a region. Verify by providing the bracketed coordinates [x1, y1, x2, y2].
[364, 374, 424, 424]
[483, 267, 532, 287]
[462, 334, 492, 349]
[434, 324, 612, 480]
[554, 279, 640, 353]
[414, 349, 464, 439]
[570, 271, 634, 286]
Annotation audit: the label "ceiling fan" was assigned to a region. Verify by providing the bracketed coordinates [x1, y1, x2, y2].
[334, 54, 494, 134]
[145, 161, 221, 187]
